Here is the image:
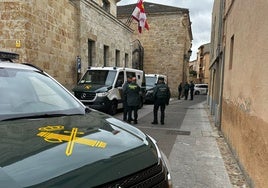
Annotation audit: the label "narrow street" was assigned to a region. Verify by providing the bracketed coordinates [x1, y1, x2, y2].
[115, 95, 207, 157]
[115, 95, 249, 188]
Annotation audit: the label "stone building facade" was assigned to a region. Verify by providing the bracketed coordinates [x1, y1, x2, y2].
[210, 0, 268, 187]
[1, 1, 193, 96]
[0, 0, 133, 90]
[188, 59, 197, 82]
[1, 0, 78, 90]
[208, 0, 224, 126]
[196, 43, 210, 84]
[118, 3, 193, 96]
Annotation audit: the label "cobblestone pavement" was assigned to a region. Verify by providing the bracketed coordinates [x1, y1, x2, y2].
[207, 111, 250, 188]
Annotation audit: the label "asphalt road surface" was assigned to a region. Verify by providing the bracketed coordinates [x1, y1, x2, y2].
[115, 95, 207, 157]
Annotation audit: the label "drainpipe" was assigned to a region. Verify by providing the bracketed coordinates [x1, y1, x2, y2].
[218, 0, 225, 130]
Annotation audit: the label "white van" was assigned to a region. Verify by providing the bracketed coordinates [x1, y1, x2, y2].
[72, 67, 146, 115]
[145, 74, 168, 103]
[194, 83, 208, 95]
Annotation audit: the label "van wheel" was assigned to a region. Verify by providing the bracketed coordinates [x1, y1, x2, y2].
[109, 100, 118, 115]
[195, 91, 200, 95]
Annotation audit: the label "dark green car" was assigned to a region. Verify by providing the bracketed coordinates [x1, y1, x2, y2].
[0, 54, 172, 187]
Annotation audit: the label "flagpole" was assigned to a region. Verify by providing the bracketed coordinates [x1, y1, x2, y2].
[125, 0, 140, 26]
[126, 0, 149, 33]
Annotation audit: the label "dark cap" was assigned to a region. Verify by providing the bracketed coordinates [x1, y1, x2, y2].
[158, 77, 164, 81]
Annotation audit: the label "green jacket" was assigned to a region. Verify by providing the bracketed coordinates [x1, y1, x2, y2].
[153, 83, 170, 104]
[125, 82, 141, 106]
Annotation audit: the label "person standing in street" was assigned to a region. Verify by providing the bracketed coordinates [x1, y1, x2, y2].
[189, 81, 195, 100]
[122, 75, 132, 122]
[178, 82, 182, 100]
[184, 81, 190, 100]
[125, 76, 141, 124]
[151, 77, 170, 125]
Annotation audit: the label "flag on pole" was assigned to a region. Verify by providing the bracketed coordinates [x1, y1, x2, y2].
[132, 0, 149, 33]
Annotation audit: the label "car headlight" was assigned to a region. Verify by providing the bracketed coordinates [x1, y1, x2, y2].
[147, 90, 153, 94]
[148, 135, 173, 188]
[96, 92, 108, 97]
[160, 150, 172, 188]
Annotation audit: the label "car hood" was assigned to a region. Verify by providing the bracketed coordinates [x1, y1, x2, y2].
[0, 111, 158, 187]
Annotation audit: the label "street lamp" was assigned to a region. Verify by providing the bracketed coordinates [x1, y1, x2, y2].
[188, 49, 192, 59]
[184, 49, 192, 61]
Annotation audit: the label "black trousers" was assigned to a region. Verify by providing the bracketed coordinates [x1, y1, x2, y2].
[184, 90, 189, 100]
[190, 90, 194, 100]
[178, 91, 182, 99]
[128, 106, 138, 122]
[153, 102, 166, 123]
[123, 101, 128, 121]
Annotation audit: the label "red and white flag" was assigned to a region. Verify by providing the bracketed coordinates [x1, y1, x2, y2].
[132, 0, 149, 33]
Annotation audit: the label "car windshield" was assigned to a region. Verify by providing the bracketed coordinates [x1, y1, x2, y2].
[79, 70, 116, 86]
[145, 76, 157, 87]
[0, 67, 85, 121]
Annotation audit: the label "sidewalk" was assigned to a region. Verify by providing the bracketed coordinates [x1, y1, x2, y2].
[115, 96, 234, 187]
[168, 99, 232, 188]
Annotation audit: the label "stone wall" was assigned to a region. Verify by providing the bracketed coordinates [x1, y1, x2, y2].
[0, 0, 133, 90]
[221, 0, 268, 187]
[78, 0, 133, 73]
[203, 53, 210, 84]
[222, 100, 268, 188]
[121, 12, 192, 97]
[1, 1, 192, 95]
[127, 12, 192, 96]
[0, 0, 79, 90]
[93, 0, 118, 16]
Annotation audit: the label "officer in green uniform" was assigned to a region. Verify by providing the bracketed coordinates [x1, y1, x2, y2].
[122, 75, 132, 121]
[125, 77, 141, 124]
[151, 77, 170, 125]
[184, 81, 190, 100]
[189, 81, 195, 100]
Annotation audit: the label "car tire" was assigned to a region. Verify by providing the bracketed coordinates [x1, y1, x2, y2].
[109, 100, 118, 115]
[195, 91, 200, 95]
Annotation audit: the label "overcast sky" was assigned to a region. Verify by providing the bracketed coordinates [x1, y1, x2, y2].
[117, 0, 214, 61]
